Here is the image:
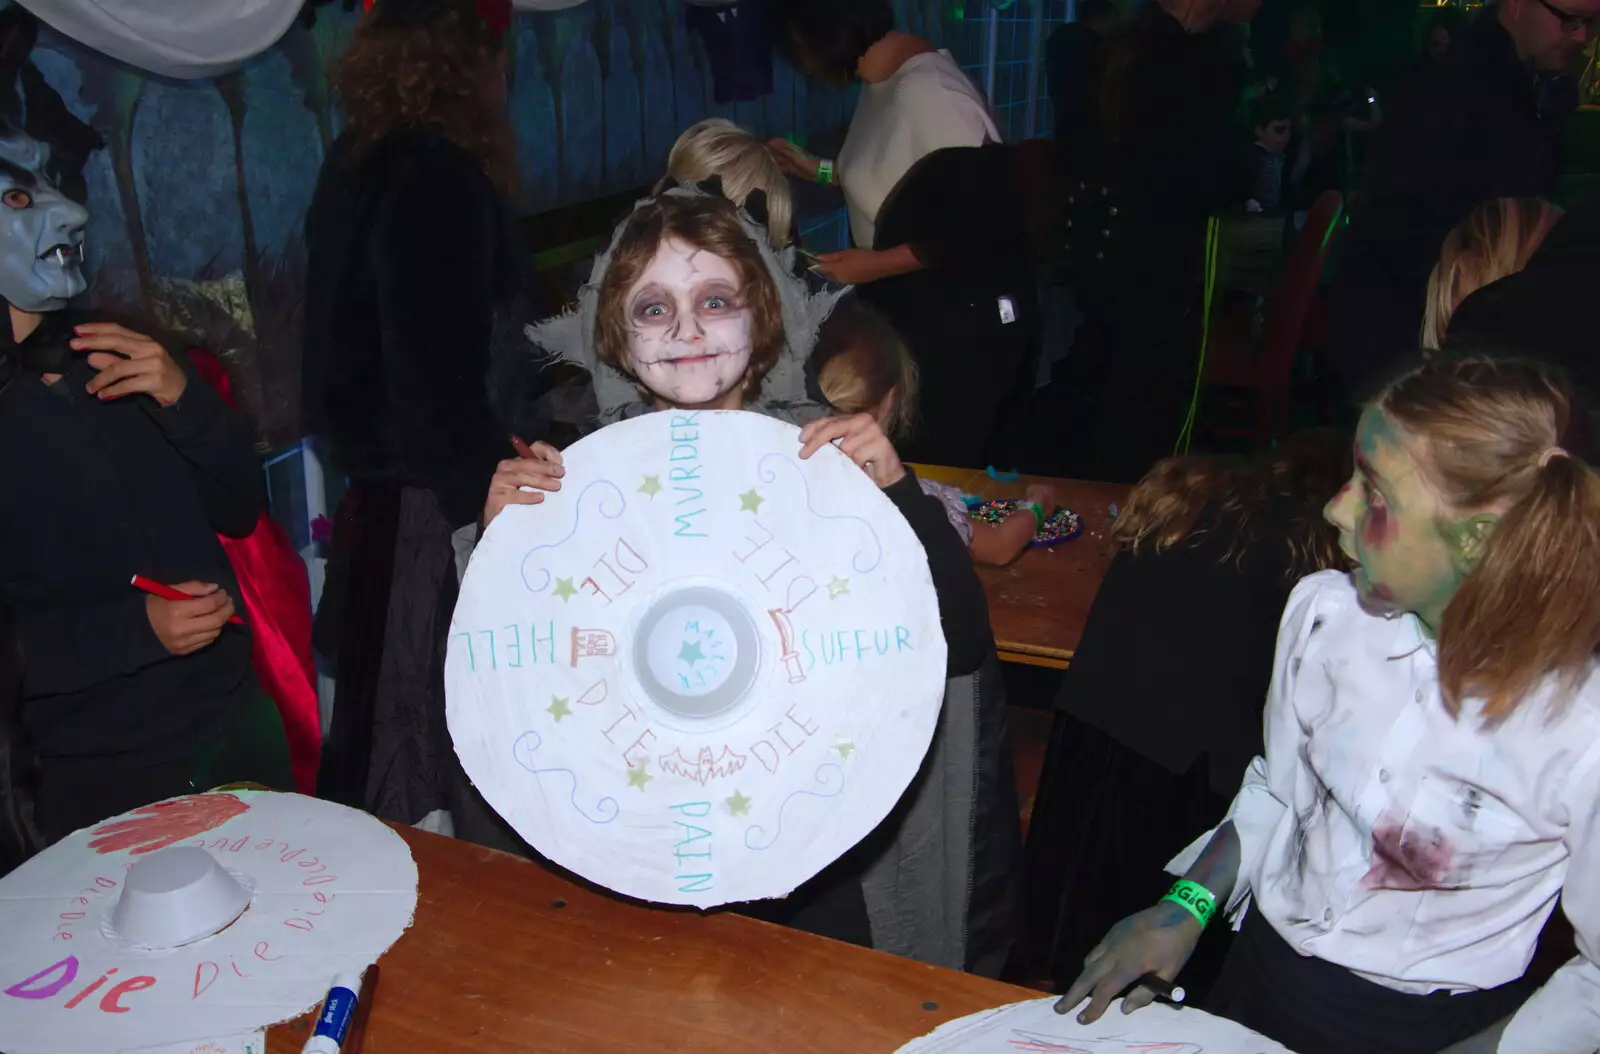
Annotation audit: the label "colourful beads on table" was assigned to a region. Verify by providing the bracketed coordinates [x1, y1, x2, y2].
[964, 499, 1084, 548]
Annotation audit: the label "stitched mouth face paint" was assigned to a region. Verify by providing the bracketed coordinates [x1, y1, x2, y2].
[0, 135, 89, 313]
[624, 238, 754, 411]
[1324, 408, 1467, 631]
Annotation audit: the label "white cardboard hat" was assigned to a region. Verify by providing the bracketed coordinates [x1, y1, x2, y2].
[0, 790, 416, 1054]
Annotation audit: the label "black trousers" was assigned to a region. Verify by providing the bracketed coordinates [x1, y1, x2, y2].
[1207, 908, 1533, 1054]
[1055, 280, 1205, 484]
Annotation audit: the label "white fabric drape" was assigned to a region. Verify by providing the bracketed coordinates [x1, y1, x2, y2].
[17, 0, 591, 81]
[18, 0, 305, 79]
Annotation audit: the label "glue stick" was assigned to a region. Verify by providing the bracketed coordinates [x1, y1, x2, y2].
[301, 970, 365, 1054]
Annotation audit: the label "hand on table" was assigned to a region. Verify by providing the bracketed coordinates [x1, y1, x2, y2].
[765, 138, 822, 182]
[799, 414, 907, 489]
[1054, 901, 1202, 1024]
[75, 323, 188, 406]
[483, 437, 564, 528]
[147, 581, 236, 656]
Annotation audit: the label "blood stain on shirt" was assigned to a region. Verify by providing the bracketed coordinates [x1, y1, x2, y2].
[1362, 815, 1454, 891]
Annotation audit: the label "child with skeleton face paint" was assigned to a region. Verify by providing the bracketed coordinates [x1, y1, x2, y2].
[488, 189, 924, 523]
[1059, 357, 1600, 1054]
[478, 188, 1011, 959]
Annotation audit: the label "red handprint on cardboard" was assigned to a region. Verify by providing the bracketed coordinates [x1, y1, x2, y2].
[88, 794, 250, 855]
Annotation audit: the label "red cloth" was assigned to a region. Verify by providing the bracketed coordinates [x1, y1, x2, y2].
[188, 350, 321, 794]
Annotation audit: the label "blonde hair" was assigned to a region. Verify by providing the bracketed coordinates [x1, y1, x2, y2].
[664, 119, 794, 246]
[1112, 430, 1351, 580]
[1421, 198, 1561, 349]
[1381, 356, 1600, 723]
[812, 304, 920, 441]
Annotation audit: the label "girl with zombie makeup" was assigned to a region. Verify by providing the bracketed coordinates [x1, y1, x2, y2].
[484, 186, 1021, 975]
[303, 0, 549, 845]
[1057, 356, 1600, 1054]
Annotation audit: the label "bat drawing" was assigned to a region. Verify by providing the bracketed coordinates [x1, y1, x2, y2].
[660, 746, 748, 786]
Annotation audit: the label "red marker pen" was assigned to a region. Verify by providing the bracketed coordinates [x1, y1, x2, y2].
[129, 575, 245, 625]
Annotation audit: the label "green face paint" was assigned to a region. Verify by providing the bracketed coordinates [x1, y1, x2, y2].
[1324, 408, 1492, 634]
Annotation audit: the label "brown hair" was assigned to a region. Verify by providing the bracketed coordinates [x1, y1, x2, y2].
[1381, 356, 1600, 723]
[1421, 198, 1561, 349]
[594, 195, 785, 405]
[333, 0, 518, 196]
[665, 120, 794, 246]
[1113, 429, 1352, 580]
[813, 303, 920, 441]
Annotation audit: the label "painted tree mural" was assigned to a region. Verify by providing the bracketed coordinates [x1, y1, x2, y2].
[23, 0, 963, 450]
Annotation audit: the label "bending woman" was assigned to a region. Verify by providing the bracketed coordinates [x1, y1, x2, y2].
[768, 0, 1029, 469]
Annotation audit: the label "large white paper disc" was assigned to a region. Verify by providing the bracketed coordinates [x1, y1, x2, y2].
[0, 791, 417, 1054]
[447, 410, 947, 908]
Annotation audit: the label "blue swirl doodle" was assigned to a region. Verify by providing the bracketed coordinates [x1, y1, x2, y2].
[518, 480, 627, 594]
[757, 454, 884, 573]
[511, 731, 620, 824]
[743, 763, 846, 851]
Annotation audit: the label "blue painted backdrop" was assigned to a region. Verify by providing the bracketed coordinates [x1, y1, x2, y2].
[23, 0, 964, 447]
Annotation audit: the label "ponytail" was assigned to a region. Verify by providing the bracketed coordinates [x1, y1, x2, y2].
[1438, 452, 1600, 722]
[1383, 356, 1600, 723]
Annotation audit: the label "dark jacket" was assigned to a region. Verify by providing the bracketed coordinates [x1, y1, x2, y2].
[1064, 6, 1245, 290]
[1445, 195, 1600, 406]
[303, 131, 540, 530]
[1056, 500, 1305, 797]
[1328, 13, 1570, 401]
[1046, 20, 1106, 160]
[0, 312, 260, 774]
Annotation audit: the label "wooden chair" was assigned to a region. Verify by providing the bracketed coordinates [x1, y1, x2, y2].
[1204, 190, 1344, 443]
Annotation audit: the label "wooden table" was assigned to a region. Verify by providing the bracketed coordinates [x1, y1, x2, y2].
[268, 827, 1035, 1053]
[912, 466, 1128, 670]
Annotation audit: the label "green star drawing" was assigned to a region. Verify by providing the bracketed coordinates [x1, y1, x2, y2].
[546, 696, 572, 722]
[738, 488, 766, 513]
[627, 764, 654, 791]
[552, 577, 579, 602]
[679, 639, 706, 666]
[836, 741, 856, 761]
[725, 790, 753, 816]
[826, 575, 851, 600]
[638, 475, 664, 499]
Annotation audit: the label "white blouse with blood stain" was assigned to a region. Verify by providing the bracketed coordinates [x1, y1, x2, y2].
[1172, 569, 1600, 1053]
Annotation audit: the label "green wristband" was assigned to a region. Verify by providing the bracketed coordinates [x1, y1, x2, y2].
[816, 158, 835, 185]
[1162, 879, 1217, 928]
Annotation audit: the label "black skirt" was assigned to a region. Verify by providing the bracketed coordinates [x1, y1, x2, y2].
[1206, 908, 1534, 1054]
